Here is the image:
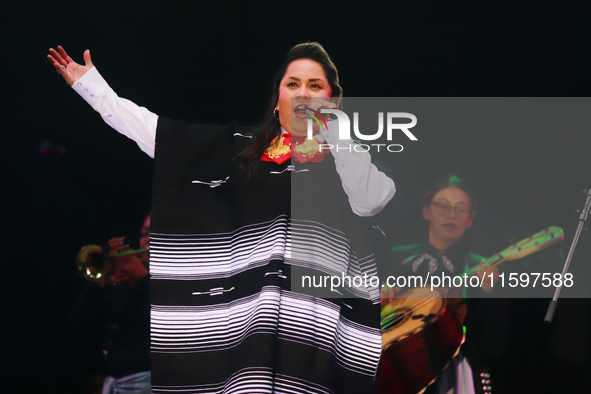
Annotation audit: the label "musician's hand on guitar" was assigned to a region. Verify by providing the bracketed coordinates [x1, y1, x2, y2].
[476, 261, 499, 294]
[380, 285, 402, 305]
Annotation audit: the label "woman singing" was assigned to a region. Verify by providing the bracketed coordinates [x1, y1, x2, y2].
[48, 43, 395, 394]
[377, 175, 507, 394]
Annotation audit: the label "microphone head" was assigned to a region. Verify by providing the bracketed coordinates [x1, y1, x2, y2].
[304, 107, 338, 120]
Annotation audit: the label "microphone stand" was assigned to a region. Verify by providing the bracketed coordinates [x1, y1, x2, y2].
[544, 188, 591, 324]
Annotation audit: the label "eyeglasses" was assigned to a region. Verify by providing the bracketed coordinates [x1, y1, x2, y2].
[430, 202, 472, 219]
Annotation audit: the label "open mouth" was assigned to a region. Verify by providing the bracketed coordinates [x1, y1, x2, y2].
[293, 104, 309, 119]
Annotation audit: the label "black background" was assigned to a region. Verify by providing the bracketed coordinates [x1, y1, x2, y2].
[5, 1, 590, 392]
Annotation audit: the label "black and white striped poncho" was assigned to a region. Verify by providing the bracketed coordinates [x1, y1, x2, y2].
[149, 118, 384, 394]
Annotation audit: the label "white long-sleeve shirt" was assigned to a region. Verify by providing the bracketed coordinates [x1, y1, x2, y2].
[72, 66, 395, 216]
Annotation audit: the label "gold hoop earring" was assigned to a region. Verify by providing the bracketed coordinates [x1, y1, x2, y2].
[273, 108, 280, 120]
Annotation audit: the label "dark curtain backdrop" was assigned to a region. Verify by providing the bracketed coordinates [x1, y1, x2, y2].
[5, 1, 590, 392]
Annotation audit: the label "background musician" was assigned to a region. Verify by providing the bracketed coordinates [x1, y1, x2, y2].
[71, 215, 151, 394]
[378, 175, 508, 394]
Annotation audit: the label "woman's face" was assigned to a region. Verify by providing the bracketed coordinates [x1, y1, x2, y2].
[276, 59, 333, 137]
[422, 186, 474, 244]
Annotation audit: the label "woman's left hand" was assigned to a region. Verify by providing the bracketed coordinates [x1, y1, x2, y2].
[476, 261, 499, 294]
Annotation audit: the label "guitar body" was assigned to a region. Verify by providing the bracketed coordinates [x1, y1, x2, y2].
[375, 226, 564, 393]
[375, 292, 464, 394]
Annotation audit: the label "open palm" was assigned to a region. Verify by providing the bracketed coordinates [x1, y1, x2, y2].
[48, 46, 94, 86]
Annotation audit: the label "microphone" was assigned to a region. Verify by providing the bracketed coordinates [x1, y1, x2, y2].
[304, 107, 338, 120]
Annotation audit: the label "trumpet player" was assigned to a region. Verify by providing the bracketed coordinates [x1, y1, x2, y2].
[71, 215, 151, 394]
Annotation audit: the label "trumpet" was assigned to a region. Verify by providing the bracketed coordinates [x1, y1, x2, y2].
[76, 244, 148, 283]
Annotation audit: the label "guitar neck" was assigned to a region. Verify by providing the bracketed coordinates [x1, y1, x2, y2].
[464, 226, 564, 276]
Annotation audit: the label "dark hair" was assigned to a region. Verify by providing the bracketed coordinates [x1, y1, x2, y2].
[239, 42, 342, 179]
[423, 174, 478, 213]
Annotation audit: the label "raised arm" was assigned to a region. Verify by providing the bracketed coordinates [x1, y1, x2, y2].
[48, 46, 157, 157]
[48, 46, 94, 86]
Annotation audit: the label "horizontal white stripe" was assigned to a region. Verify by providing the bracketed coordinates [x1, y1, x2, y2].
[150, 287, 381, 376]
[151, 367, 334, 394]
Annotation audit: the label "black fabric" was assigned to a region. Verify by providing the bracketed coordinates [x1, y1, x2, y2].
[148, 118, 383, 394]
